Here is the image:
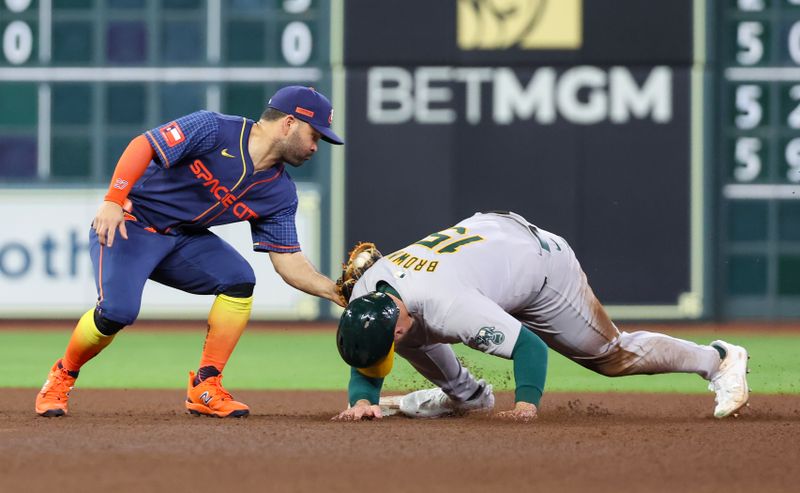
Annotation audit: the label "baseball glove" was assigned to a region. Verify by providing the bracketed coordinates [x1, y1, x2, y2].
[336, 242, 382, 304]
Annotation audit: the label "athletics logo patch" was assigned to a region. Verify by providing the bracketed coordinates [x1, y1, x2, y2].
[468, 326, 505, 350]
[160, 122, 186, 147]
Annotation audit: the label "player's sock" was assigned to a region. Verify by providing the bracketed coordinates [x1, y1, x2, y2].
[57, 360, 80, 378]
[196, 294, 253, 380]
[61, 308, 116, 372]
[194, 365, 221, 385]
[466, 381, 485, 401]
[615, 331, 722, 380]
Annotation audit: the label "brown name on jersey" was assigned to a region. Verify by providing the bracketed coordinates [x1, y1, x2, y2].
[386, 250, 439, 272]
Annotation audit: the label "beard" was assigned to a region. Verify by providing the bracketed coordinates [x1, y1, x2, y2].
[281, 131, 313, 167]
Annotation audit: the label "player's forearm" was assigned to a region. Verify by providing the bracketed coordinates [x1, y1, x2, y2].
[269, 251, 340, 303]
[104, 135, 155, 206]
[348, 366, 383, 406]
[511, 326, 548, 406]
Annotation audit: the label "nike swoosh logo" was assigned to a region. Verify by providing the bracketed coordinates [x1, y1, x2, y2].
[221, 148, 236, 158]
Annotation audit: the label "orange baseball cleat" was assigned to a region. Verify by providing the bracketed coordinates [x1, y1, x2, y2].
[35, 359, 78, 417]
[185, 371, 249, 418]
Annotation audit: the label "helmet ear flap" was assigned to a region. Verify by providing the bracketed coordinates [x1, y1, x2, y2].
[357, 344, 395, 378]
[336, 291, 399, 368]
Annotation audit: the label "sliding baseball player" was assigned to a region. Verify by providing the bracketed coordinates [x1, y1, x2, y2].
[333, 211, 750, 421]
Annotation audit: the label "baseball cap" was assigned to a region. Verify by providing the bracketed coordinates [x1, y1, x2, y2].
[267, 86, 344, 145]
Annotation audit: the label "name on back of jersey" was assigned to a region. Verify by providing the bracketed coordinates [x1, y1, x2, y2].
[385, 250, 439, 272]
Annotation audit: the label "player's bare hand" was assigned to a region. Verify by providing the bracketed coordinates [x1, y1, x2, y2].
[495, 401, 538, 422]
[331, 400, 383, 421]
[330, 285, 347, 308]
[92, 201, 127, 247]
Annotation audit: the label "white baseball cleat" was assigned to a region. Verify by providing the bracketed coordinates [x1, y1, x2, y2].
[708, 340, 750, 418]
[398, 379, 495, 418]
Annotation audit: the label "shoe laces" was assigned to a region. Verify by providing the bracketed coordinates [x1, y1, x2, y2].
[41, 367, 74, 399]
[202, 375, 233, 401]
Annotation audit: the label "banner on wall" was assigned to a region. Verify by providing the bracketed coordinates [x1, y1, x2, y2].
[0, 188, 321, 320]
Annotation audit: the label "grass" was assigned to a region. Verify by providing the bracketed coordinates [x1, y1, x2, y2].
[2, 329, 796, 394]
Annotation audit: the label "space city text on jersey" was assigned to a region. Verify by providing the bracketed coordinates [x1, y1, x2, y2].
[190, 159, 258, 221]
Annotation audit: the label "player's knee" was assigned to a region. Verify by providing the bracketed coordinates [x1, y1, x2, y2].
[220, 263, 256, 292]
[219, 282, 255, 298]
[93, 308, 128, 336]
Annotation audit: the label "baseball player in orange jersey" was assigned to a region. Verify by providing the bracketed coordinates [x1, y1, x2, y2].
[35, 86, 345, 418]
[333, 211, 750, 421]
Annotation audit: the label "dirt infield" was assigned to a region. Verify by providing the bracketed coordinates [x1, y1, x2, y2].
[1, 390, 798, 493]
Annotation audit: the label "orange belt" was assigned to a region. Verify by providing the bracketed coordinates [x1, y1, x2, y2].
[122, 211, 157, 233]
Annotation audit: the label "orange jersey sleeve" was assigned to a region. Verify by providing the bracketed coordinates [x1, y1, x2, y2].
[103, 134, 155, 206]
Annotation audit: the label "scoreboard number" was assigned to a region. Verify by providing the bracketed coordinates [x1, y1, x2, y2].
[785, 138, 800, 183]
[735, 85, 764, 129]
[787, 85, 800, 128]
[788, 21, 800, 65]
[2, 0, 33, 65]
[737, 0, 765, 11]
[2, 20, 32, 65]
[734, 137, 763, 182]
[280, 1, 313, 67]
[283, 0, 311, 13]
[282, 21, 313, 66]
[737, 22, 765, 65]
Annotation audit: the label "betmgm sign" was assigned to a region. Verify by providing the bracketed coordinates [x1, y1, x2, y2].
[344, 0, 700, 319]
[369, 0, 670, 127]
[367, 65, 672, 126]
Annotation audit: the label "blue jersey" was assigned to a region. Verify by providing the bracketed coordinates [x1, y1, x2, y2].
[129, 111, 300, 253]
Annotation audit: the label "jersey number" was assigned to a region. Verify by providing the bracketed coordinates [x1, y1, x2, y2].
[414, 227, 484, 254]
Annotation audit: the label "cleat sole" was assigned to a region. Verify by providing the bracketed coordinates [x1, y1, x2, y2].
[38, 409, 66, 417]
[186, 406, 249, 418]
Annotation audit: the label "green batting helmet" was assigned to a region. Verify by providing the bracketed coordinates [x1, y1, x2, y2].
[337, 291, 399, 368]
